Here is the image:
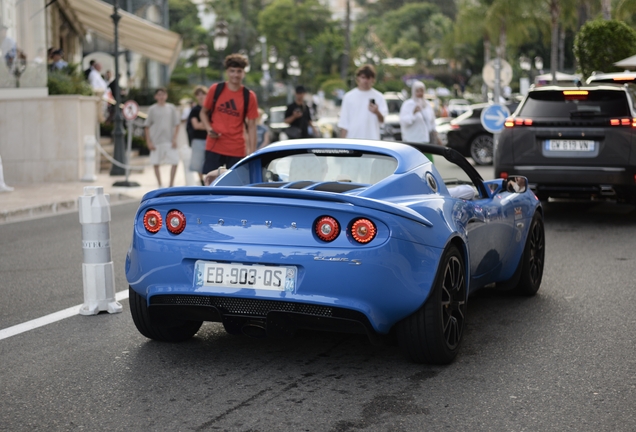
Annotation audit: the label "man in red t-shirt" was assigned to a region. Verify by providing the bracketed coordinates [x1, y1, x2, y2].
[199, 53, 259, 176]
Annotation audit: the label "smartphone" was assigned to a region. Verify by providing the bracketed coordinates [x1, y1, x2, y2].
[370, 99, 376, 104]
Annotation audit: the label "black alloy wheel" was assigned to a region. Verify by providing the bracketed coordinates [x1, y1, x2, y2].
[469, 134, 494, 165]
[514, 213, 545, 296]
[397, 244, 467, 364]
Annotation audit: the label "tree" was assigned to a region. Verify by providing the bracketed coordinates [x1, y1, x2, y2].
[169, 0, 207, 48]
[573, 19, 636, 78]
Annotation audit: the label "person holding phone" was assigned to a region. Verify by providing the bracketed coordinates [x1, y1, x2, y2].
[338, 64, 388, 140]
[284, 85, 316, 139]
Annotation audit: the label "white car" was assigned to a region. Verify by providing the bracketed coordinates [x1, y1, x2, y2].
[448, 99, 470, 117]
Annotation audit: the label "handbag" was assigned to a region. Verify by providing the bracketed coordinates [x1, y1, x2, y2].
[285, 126, 302, 139]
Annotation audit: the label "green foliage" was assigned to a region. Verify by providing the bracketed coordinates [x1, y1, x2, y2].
[169, 0, 207, 48]
[47, 67, 92, 96]
[574, 19, 636, 78]
[319, 78, 347, 99]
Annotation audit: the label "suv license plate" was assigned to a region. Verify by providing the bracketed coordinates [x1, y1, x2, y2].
[194, 261, 297, 292]
[546, 140, 595, 151]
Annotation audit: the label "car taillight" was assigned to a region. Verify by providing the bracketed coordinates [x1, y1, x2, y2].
[350, 218, 377, 244]
[499, 172, 508, 179]
[315, 216, 339, 242]
[450, 124, 460, 130]
[505, 118, 533, 127]
[166, 210, 186, 234]
[609, 118, 632, 126]
[143, 209, 162, 233]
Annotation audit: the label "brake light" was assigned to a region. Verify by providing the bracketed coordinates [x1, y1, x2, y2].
[499, 172, 508, 179]
[633, 118, 636, 127]
[505, 118, 533, 127]
[166, 210, 186, 234]
[143, 209, 162, 233]
[613, 77, 635, 81]
[315, 216, 340, 242]
[563, 90, 588, 100]
[350, 218, 377, 244]
[609, 118, 632, 126]
[450, 124, 460, 130]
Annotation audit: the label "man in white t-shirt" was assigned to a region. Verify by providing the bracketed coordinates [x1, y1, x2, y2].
[338, 64, 388, 140]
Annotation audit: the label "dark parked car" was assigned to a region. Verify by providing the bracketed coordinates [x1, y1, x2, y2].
[268, 106, 288, 141]
[495, 84, 636, 203]
[445, 102, 518, 165]
[380, 92, 404, 141]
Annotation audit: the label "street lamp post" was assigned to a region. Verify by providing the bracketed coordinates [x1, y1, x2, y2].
[213, 20, 229, 81]
[519, 55, 531, 95]
[259, 36, 269, 105]
[110, 0, 126, 176]
[196, 44, 209, 85]
[286, 56, 301, 104]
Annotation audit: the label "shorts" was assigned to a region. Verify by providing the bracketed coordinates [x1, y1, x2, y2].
[149, 142, 179, 166]
[202, 151, 243, 175]
[189, 139, 207, 174]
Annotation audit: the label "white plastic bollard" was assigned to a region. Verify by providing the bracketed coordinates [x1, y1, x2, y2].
[78, 186, 122, 315]
[81, 135, 97, 182]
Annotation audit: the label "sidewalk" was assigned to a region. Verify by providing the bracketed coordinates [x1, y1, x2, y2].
[0, 120, 204, 224]
[0, 154, 197, 225]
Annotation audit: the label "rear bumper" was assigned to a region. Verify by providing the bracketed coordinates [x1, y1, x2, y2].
[500, 164, 636, 196]
[126, 237, 443, 334]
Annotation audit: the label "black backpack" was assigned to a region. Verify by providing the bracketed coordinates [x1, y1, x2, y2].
[209, 82, 250, 124]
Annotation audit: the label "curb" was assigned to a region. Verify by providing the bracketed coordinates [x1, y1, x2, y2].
[0, 193, 137, 224]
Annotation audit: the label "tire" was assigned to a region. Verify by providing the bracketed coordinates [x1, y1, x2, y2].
[512, 213, 545, 296]
[469, 134, 493, 165]
[397, 245, 467, 364]
[129, 287, 202, 342]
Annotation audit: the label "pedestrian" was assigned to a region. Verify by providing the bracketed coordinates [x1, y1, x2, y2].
[187, 86, 209, 185]
[199, 53, 259, 177]
[338, 64, 388, 140]
[256, 108, 271, 150]
[144, 87, 181, 188]
[0, 25, 16, 68]
[284, 85, 316, 139]
[50, 49, 68, 71]
[0, 153, 14, 192]
[87, 61, 107, 93]
[399, 80, 439, 161]
[84, 59, 95, 80]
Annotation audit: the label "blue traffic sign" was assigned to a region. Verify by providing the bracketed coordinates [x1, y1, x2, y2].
[480, 103, 511, 133]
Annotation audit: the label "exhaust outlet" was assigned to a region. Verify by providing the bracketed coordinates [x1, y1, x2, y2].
[600, 185, 615, 196]
[242, 320, 268, 338]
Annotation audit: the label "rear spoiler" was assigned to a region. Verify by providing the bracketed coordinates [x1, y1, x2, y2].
[141, 186, 433, 227]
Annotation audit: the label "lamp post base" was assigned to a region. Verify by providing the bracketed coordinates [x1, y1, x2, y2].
[112, 180, 140, 187]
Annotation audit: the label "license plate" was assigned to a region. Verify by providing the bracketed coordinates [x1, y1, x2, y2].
[194, 261, 297, 292]
[546, 139, 595, 151]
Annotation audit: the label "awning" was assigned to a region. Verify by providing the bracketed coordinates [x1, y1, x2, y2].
[59, 0, 182, 71]
[614, 54, 636, 68]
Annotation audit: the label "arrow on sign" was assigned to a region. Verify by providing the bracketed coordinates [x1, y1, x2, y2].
[485, 111, 506, 126]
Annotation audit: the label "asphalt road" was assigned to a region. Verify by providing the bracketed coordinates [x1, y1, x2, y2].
[1, 192, 636, 431]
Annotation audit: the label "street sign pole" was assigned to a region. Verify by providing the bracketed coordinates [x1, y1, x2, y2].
[493, 51, 502, 159]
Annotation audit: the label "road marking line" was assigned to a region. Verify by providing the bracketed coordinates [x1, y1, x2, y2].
[0, 289, 130, 341]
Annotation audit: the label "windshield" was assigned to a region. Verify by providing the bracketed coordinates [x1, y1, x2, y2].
[519, 90, 631, 117]
[265, 151, 398, 184]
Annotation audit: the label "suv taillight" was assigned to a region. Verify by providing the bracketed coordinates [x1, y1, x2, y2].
[608, 118, 635, 127]
[504, 117, 533, 128]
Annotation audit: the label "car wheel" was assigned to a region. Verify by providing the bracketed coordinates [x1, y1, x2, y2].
[397, 245, 467, 364]
[469, 134, 493, 165]
[129, 287, 202, 342]
[513, 213, 545, 296]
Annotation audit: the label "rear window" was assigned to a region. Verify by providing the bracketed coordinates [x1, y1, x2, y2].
[519, 90, 631, 118]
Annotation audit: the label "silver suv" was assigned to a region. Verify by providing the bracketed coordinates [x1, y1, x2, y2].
[495, 84, 636, 203]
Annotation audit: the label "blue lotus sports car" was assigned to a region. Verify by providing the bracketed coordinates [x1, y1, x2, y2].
[126, 139, 544, 364]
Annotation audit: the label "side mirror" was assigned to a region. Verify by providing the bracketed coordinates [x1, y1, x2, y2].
[505, 176, 528, 194]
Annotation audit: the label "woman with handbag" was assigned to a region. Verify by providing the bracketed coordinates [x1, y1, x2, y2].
[399, 80, 440, 161]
